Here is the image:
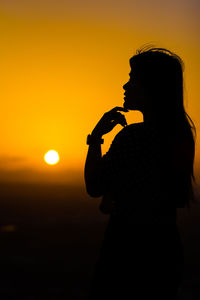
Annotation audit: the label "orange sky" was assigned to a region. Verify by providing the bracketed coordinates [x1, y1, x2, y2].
[0, 0, 199, 184]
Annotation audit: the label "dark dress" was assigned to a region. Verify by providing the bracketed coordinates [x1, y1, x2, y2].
[89, 122, 184, 299]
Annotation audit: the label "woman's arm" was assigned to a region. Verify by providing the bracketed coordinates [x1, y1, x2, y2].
[84, 106, 128, 197]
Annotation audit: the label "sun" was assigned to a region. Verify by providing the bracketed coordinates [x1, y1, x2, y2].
[44, 150, 60, 165]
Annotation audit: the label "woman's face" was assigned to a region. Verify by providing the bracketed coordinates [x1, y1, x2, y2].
[123, 70, 146, 112]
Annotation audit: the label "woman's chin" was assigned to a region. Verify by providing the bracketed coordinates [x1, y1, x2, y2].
[123, 101, 131, 110]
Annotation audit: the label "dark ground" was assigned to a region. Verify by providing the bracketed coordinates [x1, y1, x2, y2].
[0, 182, 199, 299]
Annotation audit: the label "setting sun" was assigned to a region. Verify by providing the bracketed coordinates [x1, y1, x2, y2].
[44, 150, 60, 165]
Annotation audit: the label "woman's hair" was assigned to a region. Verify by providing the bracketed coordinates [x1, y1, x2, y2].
[130, 44, 197, 209]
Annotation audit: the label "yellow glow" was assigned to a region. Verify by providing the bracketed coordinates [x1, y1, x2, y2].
[0, 2, 199, 183]
[44, 150, 60, 165]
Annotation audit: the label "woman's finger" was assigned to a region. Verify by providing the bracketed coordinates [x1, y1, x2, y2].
[111, 111, 127, 125]
[101, 113, 126, 130]
[104, 110, 126, 119]
[109, 106, 129, 113]
[103, 111, 126, 125]
[93, 107, 128, 136]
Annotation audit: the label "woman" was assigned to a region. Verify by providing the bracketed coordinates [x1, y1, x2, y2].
[84, 45, 196, 299]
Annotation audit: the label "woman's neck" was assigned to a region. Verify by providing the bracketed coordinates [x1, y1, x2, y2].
[142, 110, 159, 123]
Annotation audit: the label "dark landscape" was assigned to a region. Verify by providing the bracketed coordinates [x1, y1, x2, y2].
[0, 182, 200, 299]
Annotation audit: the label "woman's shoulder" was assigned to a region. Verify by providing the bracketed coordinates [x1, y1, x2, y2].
[110, 122, 160, 150]
[115, 122, 146, 140]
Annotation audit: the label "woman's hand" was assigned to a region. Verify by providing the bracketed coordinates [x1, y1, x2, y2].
[92, 106, 129, 137]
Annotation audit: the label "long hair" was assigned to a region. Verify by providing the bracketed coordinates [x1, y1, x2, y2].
[129, 44, 196, 209]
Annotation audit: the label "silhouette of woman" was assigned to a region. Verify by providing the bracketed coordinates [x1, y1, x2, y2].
[84, 45, 196, 299]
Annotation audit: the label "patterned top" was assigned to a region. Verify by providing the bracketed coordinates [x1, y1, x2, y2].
[96, 121, 177, 225]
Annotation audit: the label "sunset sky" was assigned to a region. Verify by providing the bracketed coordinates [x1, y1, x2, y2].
[0, 0, 199, 184]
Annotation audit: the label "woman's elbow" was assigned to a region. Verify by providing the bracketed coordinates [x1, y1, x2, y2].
[84, 172, 105, 197]
[86, 188, 103, 198]
[85, 183, 103, 198]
